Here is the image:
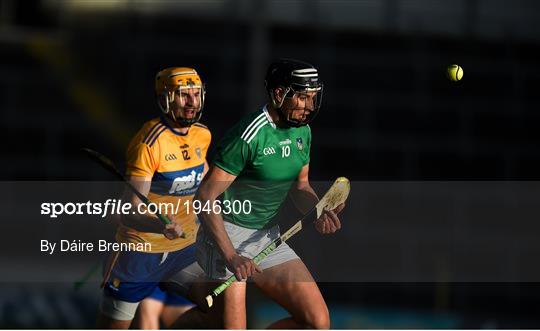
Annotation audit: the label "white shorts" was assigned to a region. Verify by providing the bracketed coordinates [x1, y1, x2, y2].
[197, 221, 299, 280]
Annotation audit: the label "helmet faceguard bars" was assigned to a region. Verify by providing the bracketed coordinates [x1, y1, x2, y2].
[265, 59, 323, 127]
[155, 67, 205, 127]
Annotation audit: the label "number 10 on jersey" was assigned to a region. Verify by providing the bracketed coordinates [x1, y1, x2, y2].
[281, 145, 290, 158]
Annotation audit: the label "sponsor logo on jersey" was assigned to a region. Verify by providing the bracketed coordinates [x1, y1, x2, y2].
[296, 138, 303, 150]
[179, 144, 190, 149]
[165, 153, 177, 161]
[151, 164, 204, 196]
[279, 138, 292, 146]
[169, 169, 203, 195]
[263, 147, 276, 155]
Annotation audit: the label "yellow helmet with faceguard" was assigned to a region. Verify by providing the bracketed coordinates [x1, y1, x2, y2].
[155, 67, 205, 126]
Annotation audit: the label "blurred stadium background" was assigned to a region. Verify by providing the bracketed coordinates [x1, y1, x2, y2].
[2, 0, 540, 328]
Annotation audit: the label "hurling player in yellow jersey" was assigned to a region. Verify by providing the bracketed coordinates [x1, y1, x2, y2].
[97, 67, 211, 329]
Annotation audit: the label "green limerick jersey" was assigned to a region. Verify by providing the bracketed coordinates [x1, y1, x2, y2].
[213, 106, 311, 229]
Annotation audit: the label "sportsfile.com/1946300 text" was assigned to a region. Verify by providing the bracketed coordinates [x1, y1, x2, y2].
[40, 198, 253, 219]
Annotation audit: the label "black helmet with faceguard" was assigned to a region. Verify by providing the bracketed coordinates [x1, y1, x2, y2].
[265, 59, 323, 127]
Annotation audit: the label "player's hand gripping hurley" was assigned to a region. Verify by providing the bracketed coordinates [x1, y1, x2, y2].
[205, 177, 350, 308]
[76, 148, 186, 290]
[82, 148, 178, 228]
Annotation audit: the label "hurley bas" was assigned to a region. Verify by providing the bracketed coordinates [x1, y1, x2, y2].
[41, 239, 151, 255]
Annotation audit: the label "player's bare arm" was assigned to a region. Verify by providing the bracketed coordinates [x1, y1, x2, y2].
[120, 175, 183, 239]
[195, 165, 262, 280]
[289, 164, 319, 213]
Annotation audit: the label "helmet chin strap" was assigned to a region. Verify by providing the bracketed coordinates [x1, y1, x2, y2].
[158, 91, 190, 127]
[270, 87, 301, 127]
[271, 87, 290, 109]
[156, 92, 170, 114]
[170, 109, 179, 124]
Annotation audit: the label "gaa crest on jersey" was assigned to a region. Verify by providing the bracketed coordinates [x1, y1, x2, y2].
[263, 147, 277, 156]
[165, 153, 177, 161]
[195, 147, 201, 159]
[296, 137, 303, 150]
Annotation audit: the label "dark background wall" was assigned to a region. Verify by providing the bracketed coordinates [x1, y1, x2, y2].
[3, 0, 540, 181]
[2, 0, 540, 328]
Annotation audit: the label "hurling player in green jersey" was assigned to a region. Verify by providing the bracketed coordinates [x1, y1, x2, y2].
[190, 59, 345, 329]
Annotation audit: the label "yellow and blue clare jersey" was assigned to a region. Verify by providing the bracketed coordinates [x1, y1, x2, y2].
[116, 117, 211, 253]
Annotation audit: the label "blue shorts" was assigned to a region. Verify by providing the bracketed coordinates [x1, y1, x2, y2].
[103, 244, 196, 303]
[147, 286, 193, 306]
